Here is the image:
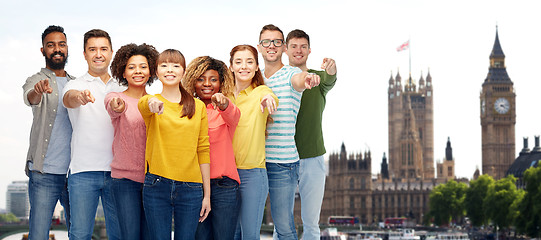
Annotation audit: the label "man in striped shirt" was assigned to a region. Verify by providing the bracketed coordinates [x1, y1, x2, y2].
[257, 24, 320, 240]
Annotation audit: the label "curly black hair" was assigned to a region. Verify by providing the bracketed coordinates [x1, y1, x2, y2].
[110, 43, 159, 86]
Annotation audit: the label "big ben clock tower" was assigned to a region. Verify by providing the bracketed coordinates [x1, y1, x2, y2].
[480, 28, 516, 180]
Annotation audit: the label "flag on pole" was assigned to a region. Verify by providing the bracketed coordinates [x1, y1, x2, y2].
[396, 40, 409, 52]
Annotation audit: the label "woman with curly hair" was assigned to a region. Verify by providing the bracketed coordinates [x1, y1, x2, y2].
[104, 43, 159, 240]
[229, 45, 278, 240]
[183, 56, 241, 240]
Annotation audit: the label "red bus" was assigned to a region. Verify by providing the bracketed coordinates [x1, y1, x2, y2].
[328, 216, 359, 225]
[384, 217, 408, 228]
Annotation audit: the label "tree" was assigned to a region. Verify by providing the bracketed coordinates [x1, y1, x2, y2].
[428, 180, 467, 226]
[515, 166, 541, 238]
[464, 174, 494, 227]
[0, 213, 19, 223]
[484, 175, 521, 234]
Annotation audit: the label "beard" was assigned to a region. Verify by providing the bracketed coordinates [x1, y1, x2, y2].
[44, 51, 68, 70]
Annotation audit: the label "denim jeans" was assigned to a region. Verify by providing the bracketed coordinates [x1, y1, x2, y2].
[28, 171, 70, 240]
[111, 178, 150, 240]
[195, 176, 240, 240]
[267, 162, 299, 240]
[143, 173, 202, 240]
[234, 168, 268, 240]
[68, 171, 120, 240]
[298, 155, 326, 240]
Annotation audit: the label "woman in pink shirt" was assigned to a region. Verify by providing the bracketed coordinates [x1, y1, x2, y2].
[183, 56, 241, 240]
[105, 43, 159, 240]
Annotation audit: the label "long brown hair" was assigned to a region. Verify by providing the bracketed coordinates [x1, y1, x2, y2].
[157, 49, 195, 119]
[229, 45, 265, 88]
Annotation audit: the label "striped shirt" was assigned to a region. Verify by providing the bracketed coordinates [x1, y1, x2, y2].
[263, 65, 302, 163]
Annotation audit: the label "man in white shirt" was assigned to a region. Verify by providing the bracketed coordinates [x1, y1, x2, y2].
[62, 29, 125, 240]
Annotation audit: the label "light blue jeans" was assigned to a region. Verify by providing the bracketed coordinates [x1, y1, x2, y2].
[68, 171, 120, 240]
[267, 162, 299, 240]
[234, 168, 268, 240]
[28, 171, 70, 240]
[299, 155, 326, 240]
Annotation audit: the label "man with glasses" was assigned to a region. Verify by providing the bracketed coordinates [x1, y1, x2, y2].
[286, 29, 337, 240]
[257, 24, 320, 240]
[22, 25, 73, 240]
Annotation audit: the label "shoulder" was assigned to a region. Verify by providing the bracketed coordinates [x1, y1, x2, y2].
[105, 91, 122, 100]
[194, 97, 206, 108]
[285, 65, 302, 74]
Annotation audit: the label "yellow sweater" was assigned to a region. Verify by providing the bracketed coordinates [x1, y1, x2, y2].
[138, 94, 210, 183]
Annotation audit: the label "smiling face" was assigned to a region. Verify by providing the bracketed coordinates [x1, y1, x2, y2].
[286, 37, 311, 68]
[124, 55, 150, 88]
[83, 37, 112, 77]
[41, 31, 68, 70]
[194, 70, 221, 104]
[230, 49, 258, 85]
[157, 61, 185, 87]
[258, 30, 285, 63]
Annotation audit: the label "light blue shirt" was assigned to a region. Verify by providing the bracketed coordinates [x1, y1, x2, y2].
[29, 77, 72, 174]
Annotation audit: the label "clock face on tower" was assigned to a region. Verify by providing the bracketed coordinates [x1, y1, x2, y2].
[494, 97, 510, 114]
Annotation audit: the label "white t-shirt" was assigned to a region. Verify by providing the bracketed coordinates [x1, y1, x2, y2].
[62, 72, 127, 174]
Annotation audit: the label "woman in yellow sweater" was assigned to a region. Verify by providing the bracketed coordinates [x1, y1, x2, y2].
[138, 49, 211, 239]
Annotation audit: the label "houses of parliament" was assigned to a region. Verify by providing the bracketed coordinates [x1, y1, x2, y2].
[304, 29, 518, 225]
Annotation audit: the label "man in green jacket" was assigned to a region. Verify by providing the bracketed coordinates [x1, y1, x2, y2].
[286, 29, 337, 240]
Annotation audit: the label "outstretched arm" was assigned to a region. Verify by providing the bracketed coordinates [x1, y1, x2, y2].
[291, 71, 321, 92]
[63, 89, 95, 108]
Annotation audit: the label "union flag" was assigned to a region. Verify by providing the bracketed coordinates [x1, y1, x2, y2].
[396, 40, 409, 52]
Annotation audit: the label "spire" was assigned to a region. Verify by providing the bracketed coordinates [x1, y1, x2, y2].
[381, 152, 389, 179]
[389, 71, 394, 85]
[485, 27, 512, 84]
[445, 137, 453, 161]
[490, 26, 505, 59]
[426, 69, 432, 83]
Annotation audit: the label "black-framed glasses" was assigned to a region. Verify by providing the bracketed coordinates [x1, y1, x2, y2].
[259, 39, 284, 47]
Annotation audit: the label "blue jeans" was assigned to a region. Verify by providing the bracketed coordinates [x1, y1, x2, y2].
[195, 176, 240, 240]
[28, 171, 70, 240]
[111, 178, 150, 240]
[234, 168, 268, 240]
[68, 171, 120, 240]
[299, 156, 326, 240]
[267, 162, 299, 240]
[143, 173, 203, 240]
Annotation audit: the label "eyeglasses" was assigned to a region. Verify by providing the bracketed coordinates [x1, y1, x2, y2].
[259, 39, 284, 47]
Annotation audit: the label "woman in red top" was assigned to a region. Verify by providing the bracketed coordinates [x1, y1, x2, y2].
[183, 56, 241, 240]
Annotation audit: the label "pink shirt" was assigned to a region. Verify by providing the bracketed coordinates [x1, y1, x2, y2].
[105, 92, 146, 183]
[207, 99, 241, 183]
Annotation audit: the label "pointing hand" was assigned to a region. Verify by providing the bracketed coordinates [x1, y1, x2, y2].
[33, 79, 53, 95]
[148, 97, 164, 115]
[77, 89, 95, 105]
[321, 58, 337, 75]
[110, 97, 126, 113]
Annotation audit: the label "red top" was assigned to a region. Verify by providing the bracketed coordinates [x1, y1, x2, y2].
[206, 99, 241, 183]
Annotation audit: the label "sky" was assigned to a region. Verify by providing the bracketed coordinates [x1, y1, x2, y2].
[1, 0, 541, 207]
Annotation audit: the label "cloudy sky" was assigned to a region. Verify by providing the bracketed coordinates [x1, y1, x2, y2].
[1, 0, 541, 206]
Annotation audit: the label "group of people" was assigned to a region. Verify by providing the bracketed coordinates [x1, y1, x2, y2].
[22, 24, 337, 240]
